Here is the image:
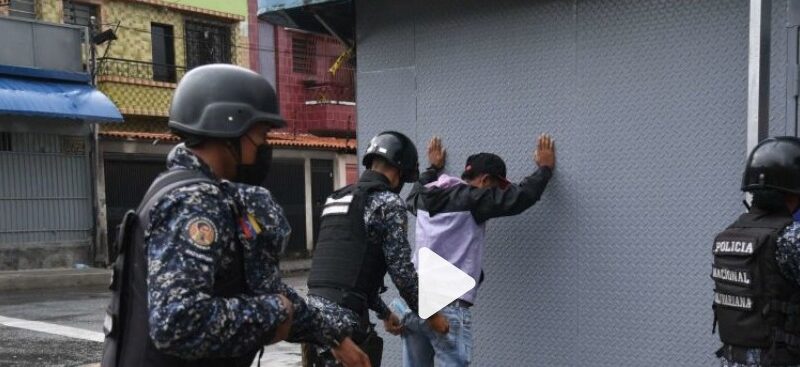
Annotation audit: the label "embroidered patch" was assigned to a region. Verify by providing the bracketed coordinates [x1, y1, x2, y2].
[186, 218, 217, 247]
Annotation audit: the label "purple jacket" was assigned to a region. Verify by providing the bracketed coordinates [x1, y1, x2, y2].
[407, 167, 552, 304]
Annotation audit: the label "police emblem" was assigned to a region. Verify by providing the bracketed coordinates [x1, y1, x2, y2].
[186, 218, 217, 247]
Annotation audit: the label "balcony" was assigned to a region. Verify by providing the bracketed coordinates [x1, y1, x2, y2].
[0, 15, 85, 73]
[95, 58, 189, 117]
[96, 57, 187, 86]
[303, 101, 356, 138]
[302, 65, 355, 103]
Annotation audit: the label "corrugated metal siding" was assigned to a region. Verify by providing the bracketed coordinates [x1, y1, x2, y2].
[356, 0, 768, 365]
[0, 132, 92, 245]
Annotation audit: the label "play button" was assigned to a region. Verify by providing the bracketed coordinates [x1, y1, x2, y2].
[417, 247, 477, 319]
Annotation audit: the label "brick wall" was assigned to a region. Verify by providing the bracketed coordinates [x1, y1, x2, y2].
[274, 27, 356, 135]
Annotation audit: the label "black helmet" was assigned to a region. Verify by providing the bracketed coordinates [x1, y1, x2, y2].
[742, 136, 800, 194]
[168, 64, 285, 140]
[362, 131, 419, 183]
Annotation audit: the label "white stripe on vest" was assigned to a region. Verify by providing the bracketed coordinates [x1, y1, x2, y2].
[325, 195, 354, 206]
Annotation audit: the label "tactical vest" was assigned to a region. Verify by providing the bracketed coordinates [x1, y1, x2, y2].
[307, 171, 392, 316]
[713, 209, 800, 365]
[101, 169, 255, 367]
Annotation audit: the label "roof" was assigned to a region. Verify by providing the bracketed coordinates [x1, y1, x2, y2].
[258, 0, 353, 42]
[99, 129, 357, 152]
[0, 66, 123, 123]
[122, 0, 246, 21]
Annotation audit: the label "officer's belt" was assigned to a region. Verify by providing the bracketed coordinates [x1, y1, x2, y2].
[311, 287, 369, 316]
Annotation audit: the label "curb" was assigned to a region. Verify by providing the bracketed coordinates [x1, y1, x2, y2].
[0, 268, 111, 292]
[0, 259, 312, 292]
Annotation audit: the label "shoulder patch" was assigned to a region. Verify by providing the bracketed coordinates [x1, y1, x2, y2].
[186, 217, 217, 247]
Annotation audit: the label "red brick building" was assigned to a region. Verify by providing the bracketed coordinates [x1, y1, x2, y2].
[247, 19, 358, 256]
[274, 27, 356, 137]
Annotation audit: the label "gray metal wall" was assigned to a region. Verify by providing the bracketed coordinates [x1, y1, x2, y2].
[0, 16, 84, 73]
[0, 131, 92, 254]
[354, 0, 793, 365]
[259, 20, 277, 88]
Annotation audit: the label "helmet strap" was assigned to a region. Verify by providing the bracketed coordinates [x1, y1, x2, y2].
[224, 138, 243, 165]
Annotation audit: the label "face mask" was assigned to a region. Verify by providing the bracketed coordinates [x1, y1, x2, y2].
[390, 183, 404, 194]
[234, 144, 272, 186]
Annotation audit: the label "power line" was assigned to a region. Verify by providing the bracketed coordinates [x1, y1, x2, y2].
[101, 23, 351, 59]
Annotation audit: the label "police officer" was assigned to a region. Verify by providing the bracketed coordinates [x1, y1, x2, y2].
[305, 131, 449, 366]
[101, 64, 369, 367]
[714, 137, 800, 366]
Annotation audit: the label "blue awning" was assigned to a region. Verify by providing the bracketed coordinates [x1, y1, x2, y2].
[0, 69, 123, 123]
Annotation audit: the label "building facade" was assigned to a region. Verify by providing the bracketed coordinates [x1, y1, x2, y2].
[53, 0, 356, 261]
[0, 9, 122, 270]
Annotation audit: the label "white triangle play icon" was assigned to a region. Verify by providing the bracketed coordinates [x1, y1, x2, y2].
[417, 247, 476, 319]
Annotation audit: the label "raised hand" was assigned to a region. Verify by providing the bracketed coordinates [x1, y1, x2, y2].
[427, 136, 446, 170]
[534, 133, 555, 169]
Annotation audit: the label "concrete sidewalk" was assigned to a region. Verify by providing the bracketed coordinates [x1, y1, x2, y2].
[0, 258, 312, 292]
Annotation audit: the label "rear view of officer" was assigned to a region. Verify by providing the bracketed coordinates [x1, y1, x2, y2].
[101, 64, 368, 367]
[714, 137, 800, 366]
[305, 131, 448, 366]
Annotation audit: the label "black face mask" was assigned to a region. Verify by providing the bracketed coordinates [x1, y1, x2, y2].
[234, 144, 273, 186]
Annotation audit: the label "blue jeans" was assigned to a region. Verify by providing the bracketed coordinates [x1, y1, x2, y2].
[402, 304, 473, 367]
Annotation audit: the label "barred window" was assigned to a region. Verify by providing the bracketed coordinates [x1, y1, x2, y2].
[292, 37, 315, 74]
[185, 20, 232, 70]
[63, 1, 99, 28]
[4, 0, 36, 19]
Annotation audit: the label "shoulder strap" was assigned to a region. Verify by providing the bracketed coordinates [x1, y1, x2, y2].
[136, 169, 215, 226]
[732, 211, 793, 230]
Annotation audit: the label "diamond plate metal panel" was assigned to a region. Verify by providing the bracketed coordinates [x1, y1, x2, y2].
[573, 1, 747, 365]
[355, 68, 419, 161]
[356, 0, 770, 365]
[356, 1, 416, 73]
[771, 0, 789, 136]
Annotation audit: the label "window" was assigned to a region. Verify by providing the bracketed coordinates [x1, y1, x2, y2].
[63, 1, 99, 28]
[61, 136, 86, 155]
[151, 23, 176, 82]
[184, 20, 232, 70]
[0, 132, 11, 152]
[292, 37, 315, 74]
[6, 0, 35, 19]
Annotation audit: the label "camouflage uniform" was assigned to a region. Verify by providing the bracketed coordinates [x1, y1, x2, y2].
[308, 190, 420, 366]
[719, 222, 800, 367]
[146, 145, 340, 360]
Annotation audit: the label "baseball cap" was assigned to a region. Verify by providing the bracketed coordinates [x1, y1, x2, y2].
[462, 153, 511, 189]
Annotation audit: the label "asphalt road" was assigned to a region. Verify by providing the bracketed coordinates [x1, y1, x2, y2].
[0, 274, 309, 367]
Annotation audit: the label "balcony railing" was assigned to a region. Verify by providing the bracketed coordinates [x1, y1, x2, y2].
[96, 57, 187, 84]
[303, 66, 355, 102]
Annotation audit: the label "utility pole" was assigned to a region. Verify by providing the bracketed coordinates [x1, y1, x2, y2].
[88, 15, 109, 266]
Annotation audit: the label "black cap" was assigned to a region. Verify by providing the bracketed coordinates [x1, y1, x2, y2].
[462, 153, 510, 188]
